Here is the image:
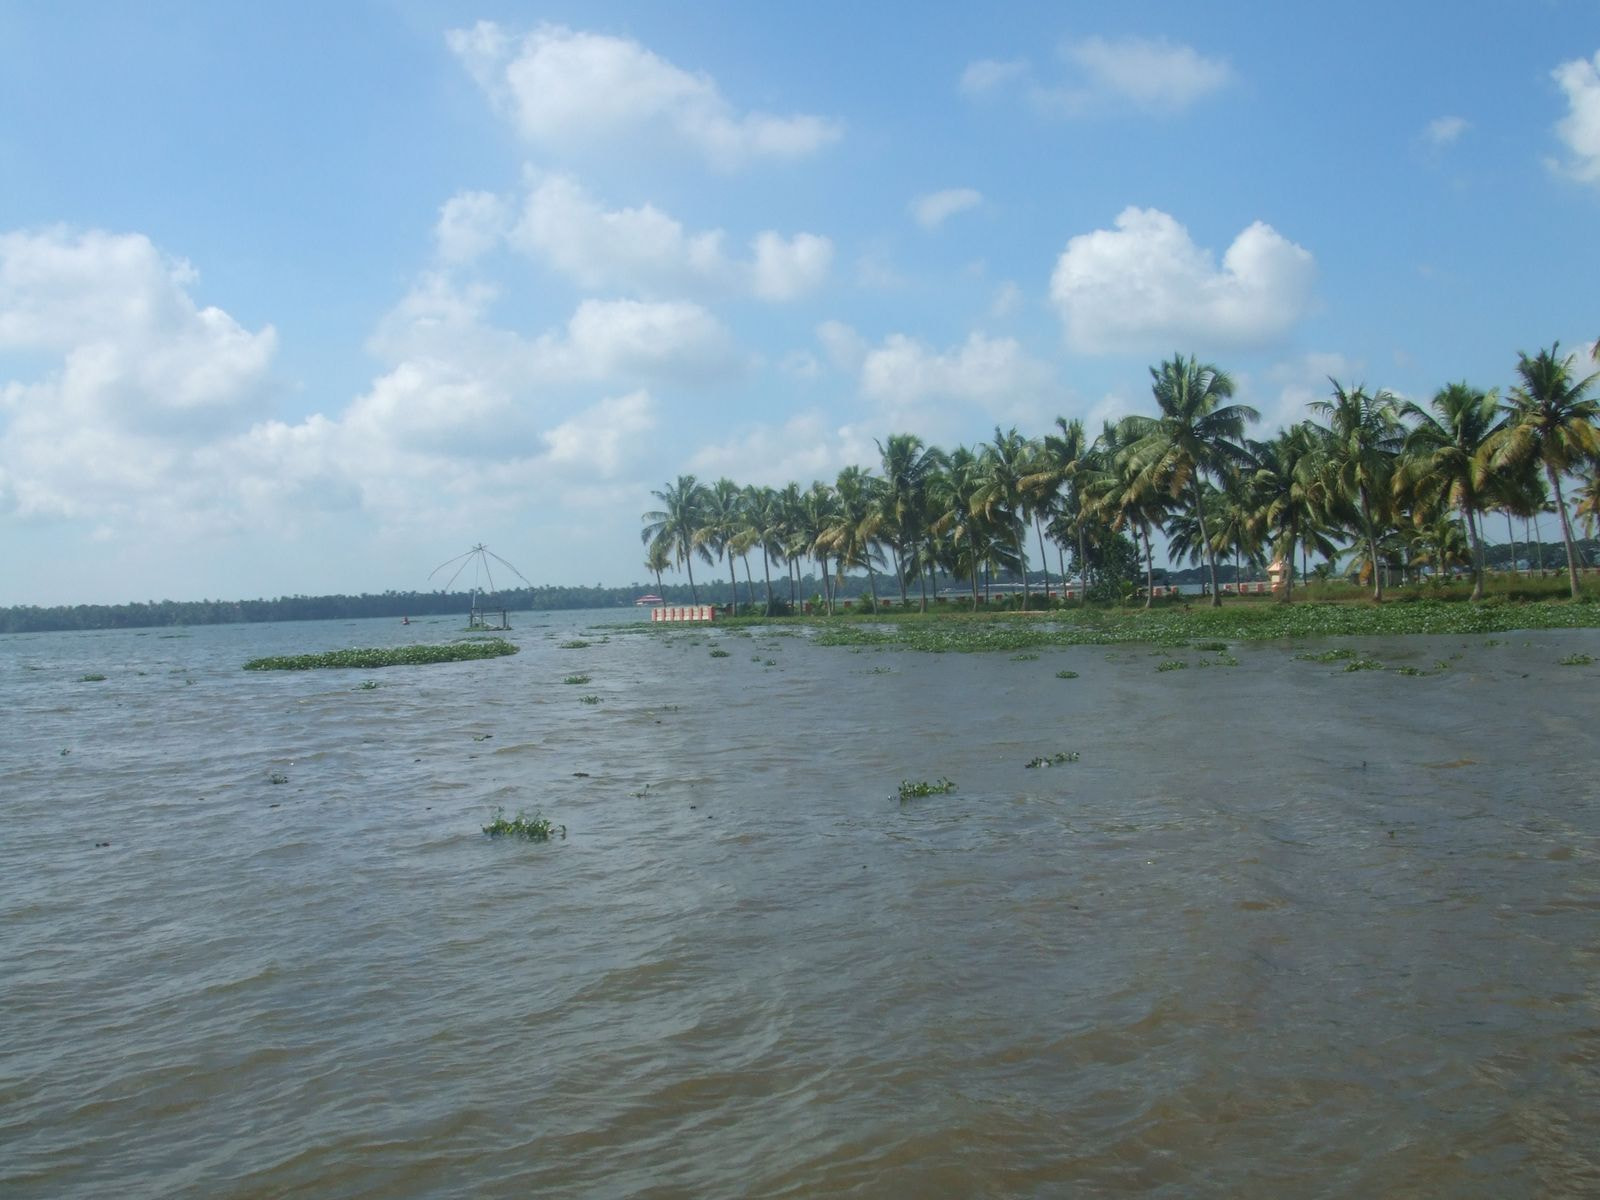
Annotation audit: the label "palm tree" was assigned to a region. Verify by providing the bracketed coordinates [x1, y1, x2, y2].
[644, 540, 671, 594]
[1023, 417, 1090, 596]
[826, 466, 887, 607]
[1397, 382, 1504, 600]
[877, 434, 944, 611]
[1491, 344, 1600, 597]
[740, 485, 786, 613]
[974, 426, 1035, 608]
[1248, 424, 1335, 602]
[640, 475, 711, 603]
[1308, 381, 1404, 601]
[1124, 355, 1258, 606]
[930, 446, 992, 610]
[795, 482, 840, 613]
[698, 478, 744, 610]
[1087, 418, 1167, 607]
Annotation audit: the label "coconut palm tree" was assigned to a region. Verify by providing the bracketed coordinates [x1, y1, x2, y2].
[640, 475, 711, 603]
[877, 433, 944, 610]
[974, 426, 1035, 608]
[1308, 381, 1404, 601]
[930, 446, 993, 610]
[826, 465, 887, 607]
[1124, 355, 1258, 606]
[1248, 424, 1336, 602]
[740, 485, 787, 613]
[1491, 344, 1600, 597]
[644, 540, 671, 594]
[697, 478, 745, 610]
[1396, 382, 1504, 600]
[1023, 417, 1091, 596]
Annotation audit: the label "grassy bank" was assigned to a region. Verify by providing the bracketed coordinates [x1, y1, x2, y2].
[687, 595, 1600, 654]
[243, 639, 519, 670]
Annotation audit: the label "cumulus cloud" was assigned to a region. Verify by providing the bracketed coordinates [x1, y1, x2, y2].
[1049, 207, 1315, 353]
[447, 21, 841, 169]
[503, 173, 831, 300]
[1550, 49, 1600, 185]
[857, 331, 1057, 434]
[961, 36, 1232, 116]
[435, 191, 511, 264]
[1423, 115, 1470, 148]
[689, 411, 855, 486]
[541, 390, 658, 475]
[910, 188, 982, 230]
[0, 227, 277, 519]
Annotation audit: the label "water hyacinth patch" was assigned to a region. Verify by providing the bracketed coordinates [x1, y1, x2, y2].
[1055, 669, 1079, 679]
[563, 674, 592, 685]
[1156, 660, 1188, 672]
[898, 778, 956, 801]
[244, 640, 518, 670]
[483, 807, 566, 841]
[1025, 751, 1080, 768]
[1559, 653, 1594, 666]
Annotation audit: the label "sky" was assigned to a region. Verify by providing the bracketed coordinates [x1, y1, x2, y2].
[2, 1, 1598, 606]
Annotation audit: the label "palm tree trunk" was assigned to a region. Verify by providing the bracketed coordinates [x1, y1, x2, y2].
[1192, 480, 1222, 607]
[1141, 523, 1154, 609]
[1462, 502, 1484, 601]
[892, 543, 909, 607]
[1017, 528, 1030, 610]
[684, 554, 699, 604]
[1034, 514, 1051, 601]
[761, 548, 774, 613]
[1548, 464, 1583, 598]
[1505, 510, 1517, 577]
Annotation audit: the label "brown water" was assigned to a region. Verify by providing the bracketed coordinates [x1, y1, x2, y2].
[3, 614, 1598, 1198]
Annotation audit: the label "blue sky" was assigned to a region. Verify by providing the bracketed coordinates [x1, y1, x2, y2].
[2, 1, 1597, 606]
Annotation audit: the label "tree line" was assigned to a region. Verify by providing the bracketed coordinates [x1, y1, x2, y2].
[641, 344, 1600, 613]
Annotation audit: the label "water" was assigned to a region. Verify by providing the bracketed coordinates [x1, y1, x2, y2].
[3, 613, 1598, 1198]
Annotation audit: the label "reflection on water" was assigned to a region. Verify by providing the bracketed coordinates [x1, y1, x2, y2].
[2, 613, 1598, 1197]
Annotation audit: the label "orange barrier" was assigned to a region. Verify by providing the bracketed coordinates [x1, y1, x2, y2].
[650, 605, 716, 622]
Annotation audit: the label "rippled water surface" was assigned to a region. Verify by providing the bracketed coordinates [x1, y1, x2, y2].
[3, 612, 1599, 1198]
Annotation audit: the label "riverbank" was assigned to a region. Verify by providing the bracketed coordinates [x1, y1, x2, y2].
[705, 596, 1600, 653]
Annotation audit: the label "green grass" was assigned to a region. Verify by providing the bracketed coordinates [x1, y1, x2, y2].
[897, 777, 956, 801]
[482, 807, 566, 841]
[244, 640, 518, 671]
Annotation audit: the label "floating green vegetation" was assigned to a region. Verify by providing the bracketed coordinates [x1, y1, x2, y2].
[1197, 652, 1241, 667]
[1343, 658, 1384, 672]
[763, 659, 778, 667]
[708, 648, 731, 658]
[578, 694, 601, 704]
[559, 640, 591, 650]
[78, 673, 107, 682]
[898, 777, 956, 801]
[1392, 665, 1425, 676]
[355, 680, 380, 690]
[1025, 751, 1080, 768]
[483, 807, 566, 841]
[1156, 659, 1188, 672]
[1559, 653, 1594, 666]
[1010, 652, 1040, 661]
[1193, 641, 1229, 652]
[562, 674, 592, 685]
[1294, 648, 1357, 663]
[244, 640, 518, 671]
[867, 665, 893, 674]
[809, 599, 1600, 654]
[269, 773, 288, 785]
[1055, 669, 1079, 679]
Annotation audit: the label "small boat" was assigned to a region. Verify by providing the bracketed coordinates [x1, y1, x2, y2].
[634, 594, 664, 606]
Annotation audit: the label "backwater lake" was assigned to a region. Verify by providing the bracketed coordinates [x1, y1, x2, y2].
[3, 610, 1598, 1198]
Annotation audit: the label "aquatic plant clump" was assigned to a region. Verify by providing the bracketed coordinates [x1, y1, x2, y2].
[243, 639, 519, 671]
[898, 778, 956, 801]
[483, 807, 566, 841]
[1559, 653, 1594, 666]
[1025, 751, 1080, 768]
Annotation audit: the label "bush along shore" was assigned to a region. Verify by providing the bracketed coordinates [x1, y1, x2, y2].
[243, 639, 519, 670]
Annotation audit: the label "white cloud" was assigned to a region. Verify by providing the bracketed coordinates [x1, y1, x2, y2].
[1550, 50, 1600, 185]
[959, 58, 1027, 95]
[1055, 35, 1232, 113]
[0, 227, 277, 519]
[542, 391, 657, 476]
[688, 411, 852, 486]
[859, 331, 1056, 432]
[1423, 115, 1470, 148]
[962, 37, 1232, 116]
[989, 281, 1023, 319]
[1253, 352, 1361, 434]
[816, 319, 868, 372]
[1049, 207, 1315, 353]
[507, 173, 830, 300]
[911, 188, 983, 230]
[446, 21, 841, 170]
[435, 191, 510, 264]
